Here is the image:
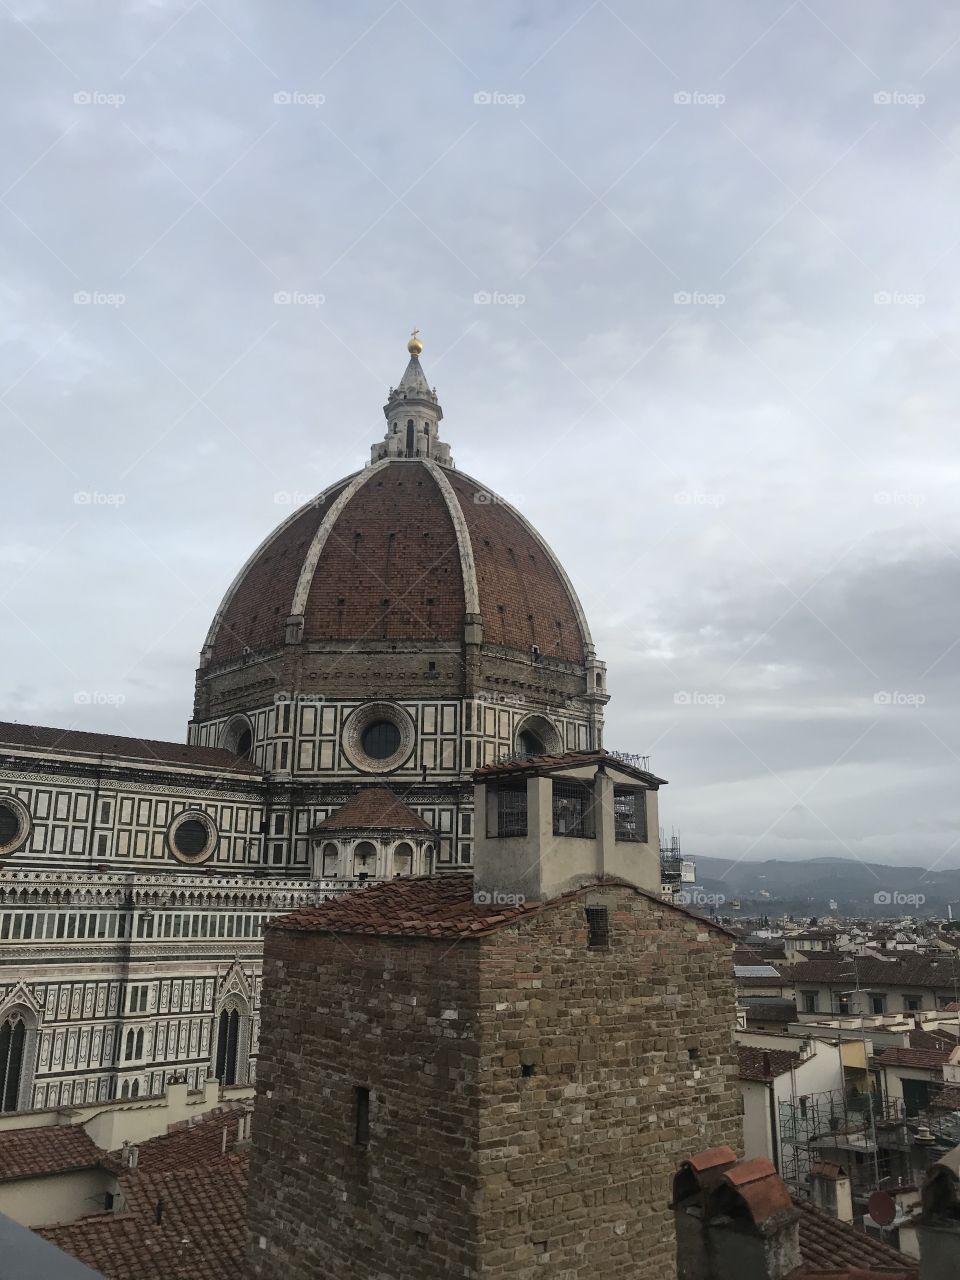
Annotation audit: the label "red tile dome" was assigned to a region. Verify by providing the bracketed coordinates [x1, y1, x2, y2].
[203, 457, 591, 668]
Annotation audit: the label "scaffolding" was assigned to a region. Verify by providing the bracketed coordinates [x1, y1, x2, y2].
[779, 1087, 960, 1206]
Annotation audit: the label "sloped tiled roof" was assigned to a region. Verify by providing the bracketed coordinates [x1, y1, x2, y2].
[270, 874, 552, 938]
[775, 955, 960, 990]
[114, 1104, 250, 1173]
[908, 1026, 958, 1051]
[874, 1046, 951, 1071]
[38, 1152, 249, 1280]
[0, 722, 259, 775]
[928, 1082, 960, 1110]
[310, 786, 433, 835]
[737, 1045, 802, 1081]
[268, 873, 732, 940]
[0, 1125, 105, 1182]
[794, 1195, 916, 1275]
[474, 748, 666, 785]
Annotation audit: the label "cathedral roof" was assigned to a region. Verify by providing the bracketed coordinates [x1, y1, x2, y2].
[310, 786, 433, 835]
[203, 461, 591, 668]
[0, 721, 259, 774]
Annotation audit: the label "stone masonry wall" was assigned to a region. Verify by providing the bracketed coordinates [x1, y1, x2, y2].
[475, 886, 742, 1278]
[247, 928, 485, 1280]
[247, 887, 742, 1280]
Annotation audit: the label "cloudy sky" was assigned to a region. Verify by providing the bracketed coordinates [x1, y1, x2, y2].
[2, 2, 958, 869]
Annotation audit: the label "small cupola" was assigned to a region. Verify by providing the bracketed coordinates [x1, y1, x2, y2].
[372, 331, 454, 468]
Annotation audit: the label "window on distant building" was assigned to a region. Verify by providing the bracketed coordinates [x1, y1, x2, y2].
[802, 991, 818, 1014]
[586, 906, 609, 949]
[871, 994, 887, 1015]
[906, 996, 921, 1012]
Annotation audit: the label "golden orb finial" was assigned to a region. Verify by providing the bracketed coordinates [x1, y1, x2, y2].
[407, 327, 423, 356]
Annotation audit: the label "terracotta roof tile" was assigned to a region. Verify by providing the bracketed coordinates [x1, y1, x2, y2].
[474, 748, 666, 785]
[268, 873, 731, 940]
[115, 1104, 251, 1173]
[0, 1125, 105, 1181]
[310, 786, 433, 835]
[929, 1082, 960, 1110]
[776, 955, 960, 991]
[874, 1046, 951, 1070]
[737, 1045, 802, 1081]
[794, 1196, 916, 1274]
[0, 722, 259, 775]
[39, 1152, 249, 1280]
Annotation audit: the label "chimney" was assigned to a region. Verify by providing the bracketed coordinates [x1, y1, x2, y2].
[917, 1145, 960, 1279]
[705, 1157, 801, 1280]
[672, 1147, 738, 1279]
[809, 1160, 853, 1223]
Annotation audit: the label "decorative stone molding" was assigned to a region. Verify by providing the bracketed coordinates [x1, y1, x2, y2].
[340, 702, 416, 775]
[166, 810, 219, 865]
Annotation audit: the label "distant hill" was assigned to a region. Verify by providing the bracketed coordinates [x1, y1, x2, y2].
[692, 855, 960, 919]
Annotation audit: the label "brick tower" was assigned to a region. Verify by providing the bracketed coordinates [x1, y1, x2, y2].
[247, 752, 743, 1279]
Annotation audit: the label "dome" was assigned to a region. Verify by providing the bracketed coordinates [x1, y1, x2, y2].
[203, 457, 591, 667]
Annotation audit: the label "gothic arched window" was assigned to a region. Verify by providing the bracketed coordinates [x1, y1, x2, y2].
[0, 1013, 27, 1112]
[215, 1008, 241, 1085]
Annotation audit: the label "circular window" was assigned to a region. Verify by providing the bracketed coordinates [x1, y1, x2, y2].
[166, 810, 217, 865]
[220, 715, 254, 760]
[0, 796, 30, 857]
[341, 702, 415, 774]
[361, 720, 401, 760]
